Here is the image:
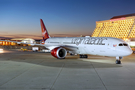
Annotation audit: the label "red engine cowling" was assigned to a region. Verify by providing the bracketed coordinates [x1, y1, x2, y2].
[51, 47, 67, 59]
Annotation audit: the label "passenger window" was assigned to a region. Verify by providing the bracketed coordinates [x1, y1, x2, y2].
[119, 43, 123, 46]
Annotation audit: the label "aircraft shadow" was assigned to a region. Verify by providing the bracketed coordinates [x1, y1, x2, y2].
[0, 50, 122, 69]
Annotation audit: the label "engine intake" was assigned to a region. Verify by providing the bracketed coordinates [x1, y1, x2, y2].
[51, 47, 67, 59]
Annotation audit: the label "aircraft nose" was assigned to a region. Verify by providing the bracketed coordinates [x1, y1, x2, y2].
[118, 47, 133, 56]
[129, 49, 133, 55]
[124, 48, 133, 56]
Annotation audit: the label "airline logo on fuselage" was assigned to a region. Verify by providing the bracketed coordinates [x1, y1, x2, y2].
[71, 38, 107, 45]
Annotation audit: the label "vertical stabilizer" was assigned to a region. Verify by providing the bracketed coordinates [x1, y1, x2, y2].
[40, 19, 50, 40]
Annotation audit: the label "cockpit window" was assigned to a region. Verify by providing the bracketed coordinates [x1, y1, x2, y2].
[119, 43, 123, 46]
[123, 43, 128, 46]
[119, 43, 128, 46]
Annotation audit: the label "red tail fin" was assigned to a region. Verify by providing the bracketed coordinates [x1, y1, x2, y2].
[40, 19, 50, 40]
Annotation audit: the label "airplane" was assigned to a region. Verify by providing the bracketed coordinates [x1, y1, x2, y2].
[40, 19, 132, 64]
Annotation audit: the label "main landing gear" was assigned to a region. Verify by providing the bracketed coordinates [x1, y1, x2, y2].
[80, 54, 88, 58]
[116, 57, 122, 64]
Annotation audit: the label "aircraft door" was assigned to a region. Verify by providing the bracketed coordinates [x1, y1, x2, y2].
[107, 42, 111, 49]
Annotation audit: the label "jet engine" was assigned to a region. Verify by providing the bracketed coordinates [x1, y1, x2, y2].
[51, 47, 67, 59]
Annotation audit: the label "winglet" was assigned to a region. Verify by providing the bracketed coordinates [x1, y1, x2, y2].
[40, 19, 50, 40]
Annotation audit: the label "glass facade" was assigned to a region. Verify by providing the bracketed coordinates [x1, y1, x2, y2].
[92, 16, 135, 39]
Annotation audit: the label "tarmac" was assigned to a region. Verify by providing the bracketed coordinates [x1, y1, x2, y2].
[0, 50, 135, 90]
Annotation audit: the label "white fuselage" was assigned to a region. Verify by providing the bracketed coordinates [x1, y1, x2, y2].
[44, 37, 132, 57]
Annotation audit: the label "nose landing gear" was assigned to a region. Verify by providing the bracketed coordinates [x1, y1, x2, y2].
[116, 57, 122, 64]
[116, 60, 121, 64]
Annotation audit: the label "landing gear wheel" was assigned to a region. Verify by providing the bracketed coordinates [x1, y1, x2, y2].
[116, 56, 122, 64]
[85, 55, 88, 58]
[70, 53, 75, 56]
[80, 55, 83, 58]
[116, 60, 121, 64]
[80, 55, 88, 58]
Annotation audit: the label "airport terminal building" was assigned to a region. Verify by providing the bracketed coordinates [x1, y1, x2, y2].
[92, 13, 135, 39]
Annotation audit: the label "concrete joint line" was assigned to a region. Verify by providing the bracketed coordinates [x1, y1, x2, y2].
[50, 63, 65, 90]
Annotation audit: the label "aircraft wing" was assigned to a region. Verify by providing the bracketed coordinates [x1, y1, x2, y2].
[0, 40, 79, 53]
[43, 44, 79, 53]
[60, 45, 78, 51]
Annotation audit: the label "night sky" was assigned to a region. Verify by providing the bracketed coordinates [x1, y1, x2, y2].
[0, 0, 135, 39]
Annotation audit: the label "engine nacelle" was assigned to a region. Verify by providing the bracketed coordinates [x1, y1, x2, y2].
[51, 47, 67, 59]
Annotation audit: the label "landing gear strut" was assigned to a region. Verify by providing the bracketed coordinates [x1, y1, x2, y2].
[116, 57, 122, 64]
[80, 55, 88, 58]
